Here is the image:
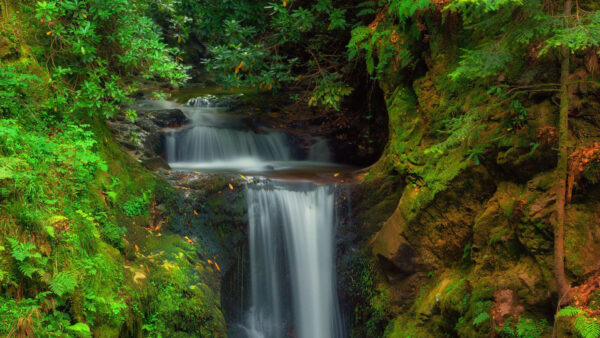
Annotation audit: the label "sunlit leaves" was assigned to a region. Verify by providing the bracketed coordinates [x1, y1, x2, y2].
[34, 0, 189, 117]
[539, 12, 600, 56]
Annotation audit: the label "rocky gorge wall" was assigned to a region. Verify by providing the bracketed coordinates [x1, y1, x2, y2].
[340, 15, 600, 338]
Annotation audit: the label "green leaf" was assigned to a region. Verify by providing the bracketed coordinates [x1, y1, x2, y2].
[44, 225, 55, 239]
[49, 271, 77, 297]
[557, 306, 585, 318]
[473, 312, 490, 326]
[574, 316, 600, 338]
[66, 323, 91, 338]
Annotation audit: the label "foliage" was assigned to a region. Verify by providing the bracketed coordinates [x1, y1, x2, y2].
[509, 100, 528, 130]
[163, 0, 357, 110]
[308, 73, 353, 110]
[497, 317, 548, 337]
[123, 190, 151, 217]
[558, 306, 600, 338]
[33, 0, 189, 118]
[0, 2, 221, 336]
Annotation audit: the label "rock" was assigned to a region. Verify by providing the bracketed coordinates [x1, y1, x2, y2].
[492, 289, 524, 328]
[186, 94, 244, 108]
[145, 109, 188, 128]
[107, 108, 183, 170]
[142, 156, 170, 171]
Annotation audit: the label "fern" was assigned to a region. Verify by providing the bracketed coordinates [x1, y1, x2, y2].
[449, 43, 513, 82]
[558, 307, 600, 338]
[49, 271, 77, 297]
[357, 0, 377, 17]
[558, 306, 586, 318]
[19, 262, 42, 278]
[8, 238, 41, 262]
[388, 0, 431, 22]
[574, 316, 600, 338]
[66, 323, 91, 338]
[473, 312, 490, 326]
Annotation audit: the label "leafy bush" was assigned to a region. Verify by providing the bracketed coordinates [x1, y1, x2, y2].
[34, 0, 189, 118]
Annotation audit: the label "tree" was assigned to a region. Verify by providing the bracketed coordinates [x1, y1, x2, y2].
[554, 0, 572, 304]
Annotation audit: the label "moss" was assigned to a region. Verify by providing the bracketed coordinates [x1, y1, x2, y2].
[564, 203, 600, 278]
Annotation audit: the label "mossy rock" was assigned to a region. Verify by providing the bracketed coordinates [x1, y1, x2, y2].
[565, 202, 600, 278]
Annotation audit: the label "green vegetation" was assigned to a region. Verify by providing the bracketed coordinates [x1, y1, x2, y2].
[3, 0, 600, 336]
[557, 307, 600, 338]
[0, 0, 225, 336]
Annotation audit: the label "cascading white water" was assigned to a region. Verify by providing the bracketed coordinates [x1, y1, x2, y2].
[166, 126, 291, 163]
[165, 96, 291, 167]
[245, 181, 344, 338]
[157, 94, 346, 337]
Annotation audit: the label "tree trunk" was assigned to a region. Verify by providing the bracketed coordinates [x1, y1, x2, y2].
[554, 0, 572, 302]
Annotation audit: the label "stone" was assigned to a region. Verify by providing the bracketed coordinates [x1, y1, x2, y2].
[492, 289, 524, 328]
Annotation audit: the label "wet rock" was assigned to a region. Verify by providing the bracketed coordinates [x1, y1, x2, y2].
[142, 156, 169, 171]
[145, 109, 188, 128]
[107, 109, 180, 171]
[186, 94, 244, 108]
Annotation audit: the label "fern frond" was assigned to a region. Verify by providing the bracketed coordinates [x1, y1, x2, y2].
[557, 306, 585, 318]
[574, 316, 600, 338]
[19, 262, 42, 278]
[49, 271, 77, 297]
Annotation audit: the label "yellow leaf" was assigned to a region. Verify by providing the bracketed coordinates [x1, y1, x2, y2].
[334, 173, 339, 177]
[234, 62, 243, 74]
[215, 262, 221, 272]
[283, 0, 287, 6]
[82, 13, 87, 18]
[177, 37, 182, 44]
[135, 244, 139, 251]
[46, 31, 52, 36]
[228, 184, 234, 190]
[193, 210, 198, 215]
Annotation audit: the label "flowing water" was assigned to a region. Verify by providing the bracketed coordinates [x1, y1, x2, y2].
[244, 181, 344, 338]
[159, 94, 345, 338]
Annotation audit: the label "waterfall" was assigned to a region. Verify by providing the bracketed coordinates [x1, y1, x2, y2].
[165, 95, 291, 166]
[166, 126, 291, 163]
[245, 181, 344, 338]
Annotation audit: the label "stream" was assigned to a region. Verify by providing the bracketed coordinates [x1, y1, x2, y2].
[141, 93, 349, 338]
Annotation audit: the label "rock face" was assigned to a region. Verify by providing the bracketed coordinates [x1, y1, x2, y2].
[107, 108, 188, 170]
[342, 16, 600, 338]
